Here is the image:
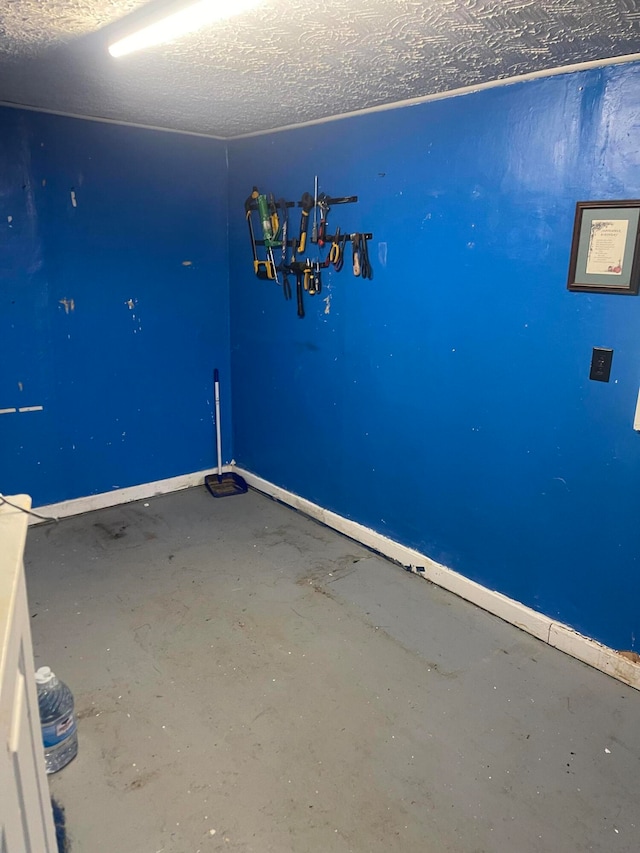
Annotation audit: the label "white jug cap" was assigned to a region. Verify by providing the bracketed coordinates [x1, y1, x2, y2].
[35, 666, 55, 684]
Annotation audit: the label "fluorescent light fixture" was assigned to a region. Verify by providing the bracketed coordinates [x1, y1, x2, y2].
[108, 0, 262, 58]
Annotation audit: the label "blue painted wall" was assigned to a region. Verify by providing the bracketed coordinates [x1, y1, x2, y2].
[0, 109, 230, 505]
[228, 63, 640, 651]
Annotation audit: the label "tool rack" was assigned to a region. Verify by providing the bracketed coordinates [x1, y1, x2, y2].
[246, 196, 368, 248]
[245, 186, 374, 319]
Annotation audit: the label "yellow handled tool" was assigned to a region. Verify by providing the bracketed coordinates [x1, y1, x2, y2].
[297, 192, 314, 254]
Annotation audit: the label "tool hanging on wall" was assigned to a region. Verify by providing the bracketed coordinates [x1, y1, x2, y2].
[277, 197, 292, 301]
[245, 190, 275, 281]
[324, 227, 346, 271]
[351, 233, 373, 280]
[297, 192, 314, 254]
[311, 176, 319, 244]
[244, 180, 371, 318]
[287, 261, 309, 318]
[304, 260, 322, 295]
[295, 266, 305, 318]
[256, 188, 282, 283]
[317, 193, 329, 247]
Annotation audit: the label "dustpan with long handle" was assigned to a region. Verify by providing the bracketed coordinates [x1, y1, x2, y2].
[205, 369, 248, 498]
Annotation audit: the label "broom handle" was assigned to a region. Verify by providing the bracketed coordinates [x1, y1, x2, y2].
[214, 369, 222, 477]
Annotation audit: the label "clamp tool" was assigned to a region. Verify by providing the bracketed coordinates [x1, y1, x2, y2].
[245, 189, 276, 280]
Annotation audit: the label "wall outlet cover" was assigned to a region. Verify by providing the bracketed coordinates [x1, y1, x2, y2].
[590, 347, 613, 382]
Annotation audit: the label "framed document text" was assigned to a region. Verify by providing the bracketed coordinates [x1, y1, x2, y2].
[567, 200, 640, 295]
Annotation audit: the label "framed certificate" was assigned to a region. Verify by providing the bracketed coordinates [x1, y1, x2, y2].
[567, 200, 640, 294]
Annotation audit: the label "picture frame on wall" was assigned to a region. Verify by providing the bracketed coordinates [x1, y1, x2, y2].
[567, 200, 640, 294]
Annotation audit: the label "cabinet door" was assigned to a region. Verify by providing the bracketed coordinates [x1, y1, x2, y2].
[0, 496, 57, 853]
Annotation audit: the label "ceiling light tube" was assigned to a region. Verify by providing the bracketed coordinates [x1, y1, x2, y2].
[108, 0, 262, 58]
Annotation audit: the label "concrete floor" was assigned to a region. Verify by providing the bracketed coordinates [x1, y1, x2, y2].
[25, 486, 640, 853]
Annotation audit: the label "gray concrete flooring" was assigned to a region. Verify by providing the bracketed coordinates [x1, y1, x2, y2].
[25, 486, 640, 853]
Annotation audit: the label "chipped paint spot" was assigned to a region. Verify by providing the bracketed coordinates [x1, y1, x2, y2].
[125, 299, 143, 333]
[42, 179, 46, 187]
[182, 260, 193, 266]
[7, 215, 13, 224]
[17, 382, 23, 392]
[70, 189, 77, 207]
[323, 294, 331, 315]
[59, 297, 75, 314]
[378, 241, 387, 267]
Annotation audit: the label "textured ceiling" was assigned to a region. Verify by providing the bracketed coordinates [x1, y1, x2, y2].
[0, 0, 639, 137]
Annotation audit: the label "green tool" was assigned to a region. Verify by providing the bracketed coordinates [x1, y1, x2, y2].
[253, 188, 281, 283]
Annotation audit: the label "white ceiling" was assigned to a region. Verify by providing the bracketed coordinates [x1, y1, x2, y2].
[0, 0, 639, 138]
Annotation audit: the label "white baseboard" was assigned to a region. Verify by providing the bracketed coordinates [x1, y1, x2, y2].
[30, 467, 230, 525]
[235, 467, 640, 691]
[29, 463, 640, 690]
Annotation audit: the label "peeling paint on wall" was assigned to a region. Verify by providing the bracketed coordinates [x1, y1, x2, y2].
[1, 105, 231, 512]
[59, 297, 75, 314]
[124, 297, 143, 333]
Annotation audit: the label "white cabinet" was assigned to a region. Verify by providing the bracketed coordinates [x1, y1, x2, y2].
[0, 495, 57, 852]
